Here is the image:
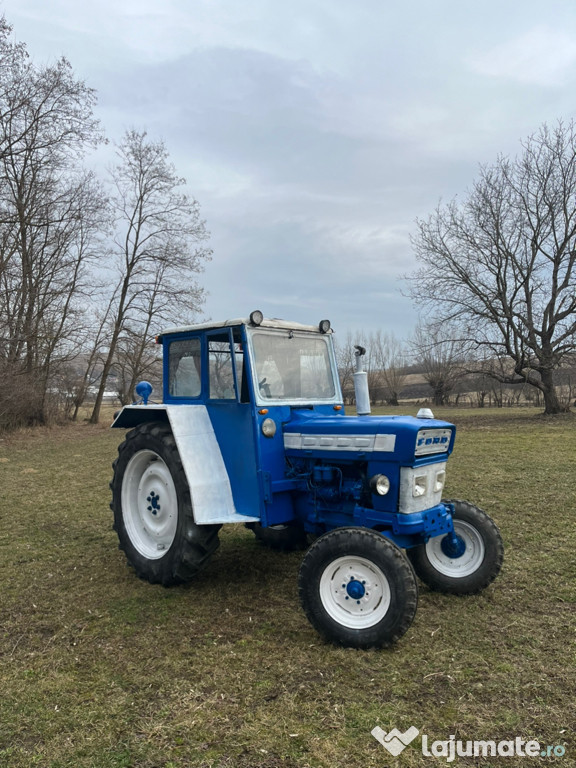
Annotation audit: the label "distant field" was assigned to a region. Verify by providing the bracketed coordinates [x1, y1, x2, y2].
[0, 409, 574, 767]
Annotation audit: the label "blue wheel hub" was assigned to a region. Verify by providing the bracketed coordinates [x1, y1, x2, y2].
[441, 532, 466, 559]
[146, 490, 161, 515]
[345, 579, 366, 600]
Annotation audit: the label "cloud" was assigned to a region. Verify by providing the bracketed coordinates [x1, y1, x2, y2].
[468, 26, 576, 87]
[6, 0, 576, 339]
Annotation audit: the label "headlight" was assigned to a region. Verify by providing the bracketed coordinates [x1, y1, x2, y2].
[413, 475, 428, 497]
[370, 474, 390, 496]
[261, 418, 276, 437]
[250, 309, 264, 326]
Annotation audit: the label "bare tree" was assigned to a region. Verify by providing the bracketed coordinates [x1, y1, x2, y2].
[467, 372, 492, 408]
[352, 332, 382, 404]
[113, 326, 162, 406]
[68, 290, 119, 420]
[334, 330, 408, 406]
[411, 123, 576, 413]
[334, 332, 356, 404]
[555, 356, 576, 409]
[408, 120, 576, 414]
[411, 324, 464, 407]
[370, 330, 407, 406]
[0, 20, 106, 426]
[89, 130, 210, 423]
[335, 331, 384, 405]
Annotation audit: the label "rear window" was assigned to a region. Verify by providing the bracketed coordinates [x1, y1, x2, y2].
[169, 338, 201, 398]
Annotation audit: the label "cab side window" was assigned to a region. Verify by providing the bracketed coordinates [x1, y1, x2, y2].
[209, 338, 239, 400]
[169, 338, 202, 398]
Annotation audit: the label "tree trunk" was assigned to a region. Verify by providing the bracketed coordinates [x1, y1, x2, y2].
[541, 369, 564, 414]
[433, 385, 445, 407]
[89, 347, 116, 424]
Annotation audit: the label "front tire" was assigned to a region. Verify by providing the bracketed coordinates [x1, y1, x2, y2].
[407, 499, 503, 595]
[298, 528, 418, 649]
[110, 422, 220, 586]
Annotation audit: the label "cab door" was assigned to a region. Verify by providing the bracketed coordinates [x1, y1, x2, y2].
[204, 328, 262, 518]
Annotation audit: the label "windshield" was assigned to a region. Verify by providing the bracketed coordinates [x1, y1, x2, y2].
[250, 330, 336, 401]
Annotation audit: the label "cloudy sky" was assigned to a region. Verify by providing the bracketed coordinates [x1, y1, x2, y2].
[3, 1, 576, 339]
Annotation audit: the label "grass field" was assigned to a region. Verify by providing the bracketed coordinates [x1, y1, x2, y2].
[0, 408, 574, 767]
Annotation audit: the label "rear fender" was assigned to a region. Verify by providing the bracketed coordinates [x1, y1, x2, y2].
[112, 405, 260, 525]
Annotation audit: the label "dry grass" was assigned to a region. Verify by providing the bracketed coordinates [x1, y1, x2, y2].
[0, 408, 574, 767]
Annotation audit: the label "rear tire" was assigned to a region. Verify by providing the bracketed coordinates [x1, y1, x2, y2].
[407, 499, 503, 595]
[110, 422, 220, 585]
[298, 528, 418, 649]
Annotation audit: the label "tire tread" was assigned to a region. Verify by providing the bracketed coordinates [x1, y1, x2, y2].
[298, 527, 418, 649]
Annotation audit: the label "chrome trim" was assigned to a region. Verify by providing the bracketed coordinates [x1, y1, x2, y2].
[284, 433, 396, 452]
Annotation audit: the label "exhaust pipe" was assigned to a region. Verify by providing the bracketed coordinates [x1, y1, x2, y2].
[353, 345, 371, 416]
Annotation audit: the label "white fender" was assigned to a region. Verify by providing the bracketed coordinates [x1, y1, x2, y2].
[112, 405, 260, 525]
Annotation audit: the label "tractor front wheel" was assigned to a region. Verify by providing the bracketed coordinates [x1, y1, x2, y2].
[407, 499, 503, 595]
[298, 528, 418, 648]
[111, 422, 221, 586]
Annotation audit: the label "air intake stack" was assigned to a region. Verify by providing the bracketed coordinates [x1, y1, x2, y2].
[353, 345, 371, 416]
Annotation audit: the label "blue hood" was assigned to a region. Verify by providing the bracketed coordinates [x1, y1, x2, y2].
[282, 411, 455, 463]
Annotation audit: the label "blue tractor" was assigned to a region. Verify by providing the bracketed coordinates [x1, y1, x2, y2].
[110, 312, 503, 648]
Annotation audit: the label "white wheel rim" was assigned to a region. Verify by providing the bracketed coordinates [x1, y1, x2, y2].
[425, 520, 485, 577]
[121, 450, 178, 559]
[319, 555, 391, 629]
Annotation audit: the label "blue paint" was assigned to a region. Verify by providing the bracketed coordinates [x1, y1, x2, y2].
[441, 532, 466, 559]
[145, 491, 161, 515]
[135, 380, 153, 405]
[116, 317, 461, 552]
[346, 580, 366, 599]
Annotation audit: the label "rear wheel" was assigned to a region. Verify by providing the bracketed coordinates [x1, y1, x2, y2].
[111, 422, 220, 585]
[407, 500, 503, 595]
[298, 528, 418, 648]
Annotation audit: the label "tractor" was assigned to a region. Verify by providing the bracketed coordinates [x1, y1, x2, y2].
[110, 312, 503, 648]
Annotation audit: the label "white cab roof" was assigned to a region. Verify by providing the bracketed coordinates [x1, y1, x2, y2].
[158, 316, 332, 339]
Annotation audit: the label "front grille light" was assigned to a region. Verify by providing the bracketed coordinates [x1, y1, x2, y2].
[413, 475, 428, 497]
[434, 470, 446, 493]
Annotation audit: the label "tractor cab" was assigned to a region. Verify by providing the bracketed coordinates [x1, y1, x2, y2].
[113, 313, 343, 528]
[163, 312, 340, 407]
